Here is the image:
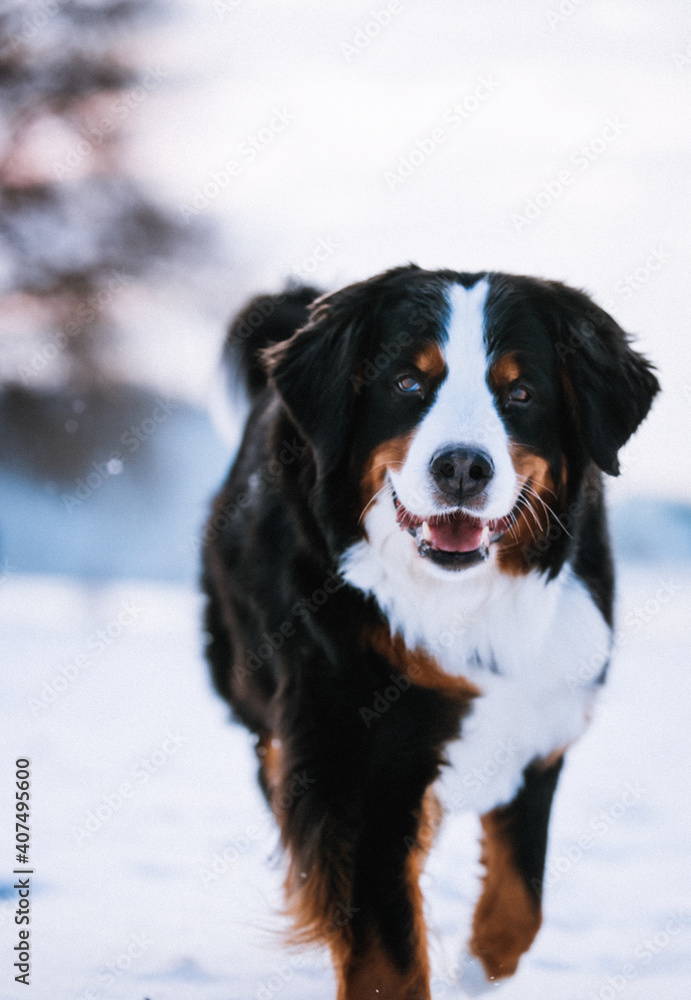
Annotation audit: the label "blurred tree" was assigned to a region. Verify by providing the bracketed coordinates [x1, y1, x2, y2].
[0, 0, 210, 390]
[0, 0, 215, 484]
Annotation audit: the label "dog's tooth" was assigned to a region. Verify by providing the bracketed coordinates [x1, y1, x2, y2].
[421, 521, 432, 541]
[481, 525, 490, 546]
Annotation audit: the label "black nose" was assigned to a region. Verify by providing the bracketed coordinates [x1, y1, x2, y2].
[430, 447, 494, 501]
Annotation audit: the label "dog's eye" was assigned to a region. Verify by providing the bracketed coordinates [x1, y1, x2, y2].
[507, 385, 531, 405]
[395, 375, 423, 395]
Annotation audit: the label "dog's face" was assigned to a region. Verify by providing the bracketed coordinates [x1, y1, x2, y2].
[361, 278, 561, 572]
[267, 266, 659, 575]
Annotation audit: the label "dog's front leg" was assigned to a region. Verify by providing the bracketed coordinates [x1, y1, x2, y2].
[273, 742, 437, 1000]
[334, 786, 440, 1000]
[464, 755, 563, 991]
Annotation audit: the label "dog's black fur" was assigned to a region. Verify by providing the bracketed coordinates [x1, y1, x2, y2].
[201, 265, 658, 997]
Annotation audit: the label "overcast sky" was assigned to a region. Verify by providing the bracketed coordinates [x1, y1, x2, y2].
[128, 0, 691, 503]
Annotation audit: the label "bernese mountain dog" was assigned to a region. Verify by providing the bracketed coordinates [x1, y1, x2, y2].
[202, 265, 659, 998]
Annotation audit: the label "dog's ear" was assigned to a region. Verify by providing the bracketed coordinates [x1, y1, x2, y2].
[263, 280, 375, 478]
[550, 285, 660, 475]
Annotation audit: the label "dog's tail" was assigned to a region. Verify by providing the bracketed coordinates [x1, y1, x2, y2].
[223, 283, 321, 401]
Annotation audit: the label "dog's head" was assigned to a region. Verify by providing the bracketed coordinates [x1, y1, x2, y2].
[265, 266, 659, 574]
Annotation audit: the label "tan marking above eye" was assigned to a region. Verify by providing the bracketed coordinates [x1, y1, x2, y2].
[413, 343, 446, 379]
[489, 353, 521, 388]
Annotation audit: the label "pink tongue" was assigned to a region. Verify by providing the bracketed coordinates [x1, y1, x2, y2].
[429, 518, 484, 553]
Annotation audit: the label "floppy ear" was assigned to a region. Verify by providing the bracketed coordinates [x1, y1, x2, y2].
[551, 285, 660, 475]
[263, 281, 373, 478]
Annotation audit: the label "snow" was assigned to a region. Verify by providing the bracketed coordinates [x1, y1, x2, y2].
[3, 2, 691, 994]
[1, 563, 690, 998]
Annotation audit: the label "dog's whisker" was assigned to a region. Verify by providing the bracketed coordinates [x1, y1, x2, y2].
[524, 489, 572, 539]
[516, 505, 539, 544]
[514, 471, 559, 501]
[513, 475, 572, 538]
[515, 494, 543, 532]
[358, 480, 394, 524]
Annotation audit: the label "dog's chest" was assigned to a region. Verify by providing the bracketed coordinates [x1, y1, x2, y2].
[341, 522, 612, 814]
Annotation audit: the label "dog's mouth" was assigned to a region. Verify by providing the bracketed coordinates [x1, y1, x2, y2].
[393, 493, 511, 570]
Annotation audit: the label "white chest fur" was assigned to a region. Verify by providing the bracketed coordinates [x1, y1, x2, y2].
[340, 497, 612, 815]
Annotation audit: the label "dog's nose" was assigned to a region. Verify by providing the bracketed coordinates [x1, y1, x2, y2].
[430, 448, 494, 501]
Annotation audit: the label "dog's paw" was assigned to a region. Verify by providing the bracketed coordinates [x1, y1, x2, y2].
[457, 951, 502, 996]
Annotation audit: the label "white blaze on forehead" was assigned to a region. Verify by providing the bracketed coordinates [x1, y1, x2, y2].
[389, 278, 517, 520]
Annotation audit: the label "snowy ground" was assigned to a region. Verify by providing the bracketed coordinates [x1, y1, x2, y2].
[1, 563, 690, 1000]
